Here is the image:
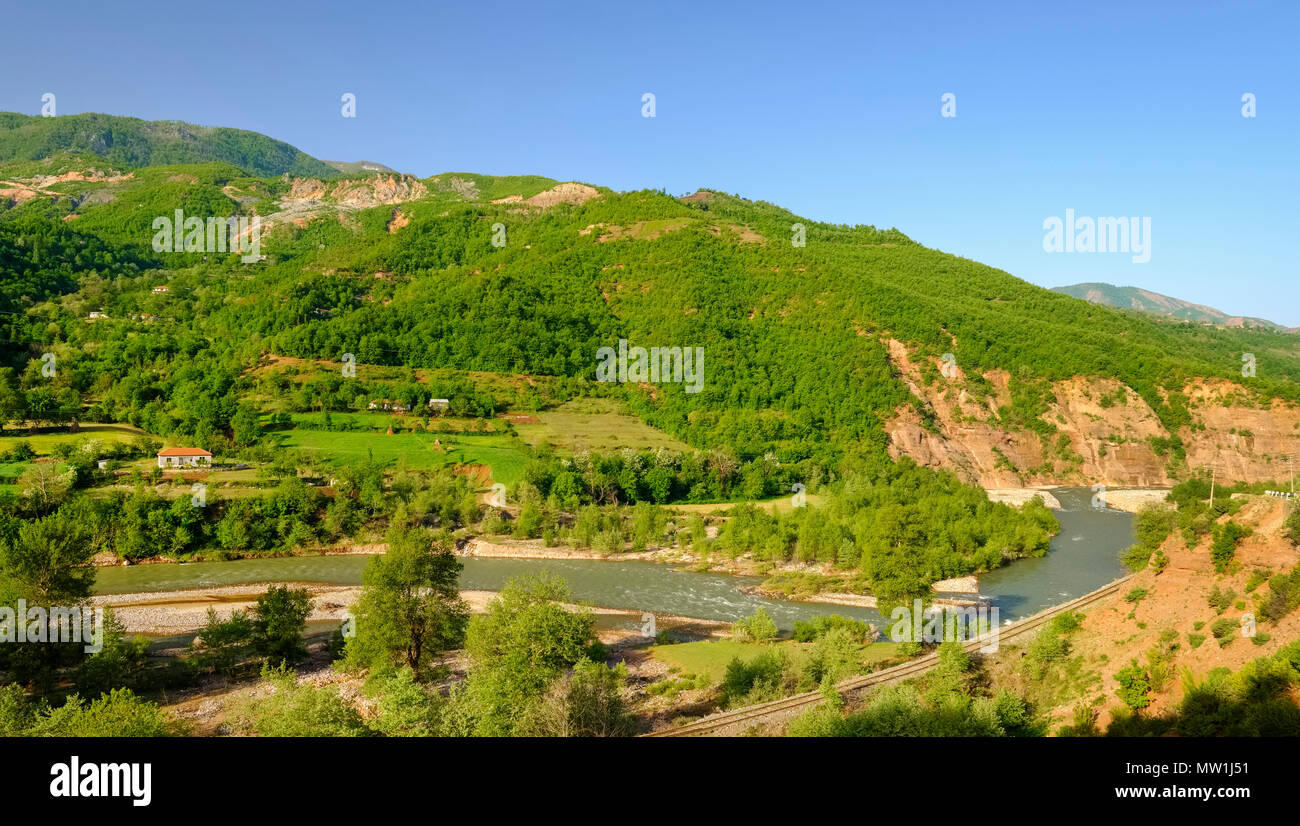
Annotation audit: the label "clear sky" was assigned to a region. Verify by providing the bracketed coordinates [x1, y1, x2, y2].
[2, 0, 1297, 324]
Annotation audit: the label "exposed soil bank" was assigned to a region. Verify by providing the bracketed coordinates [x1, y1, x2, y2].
[985, 488, 1063, 509]
[1100, 488, 1171, 513]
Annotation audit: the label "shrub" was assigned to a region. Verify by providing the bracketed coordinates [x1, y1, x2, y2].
[368, 667, 445, 736]
[232, 664, 369, 737]
[801, 626, 863, 687]
[1245, 568, 1270, 593]
[1259, 564, 1300, 623]
[532, 659, 635, 737]
[1124, 587, 1149, 604]
[1114, 659, 1153, 710]
[721, 650, 790, 707]
[29, 689, 178, 737]
[1121, 544, 1151, 573]
[732, 608, 778, 643]
[1210, 618, 1238, 647]
[1207, 585, 1236, 614]
[791, 614, 873, 642]
[251, 585, 312, 664]
[1210, 521, 1249, 572]
[1151, 550, 1170, 574]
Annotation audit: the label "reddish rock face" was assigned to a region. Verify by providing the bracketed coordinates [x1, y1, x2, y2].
[882, 339, 1300, 487]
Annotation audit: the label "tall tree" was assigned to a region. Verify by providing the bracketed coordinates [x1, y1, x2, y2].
[343, 526, 468, 679]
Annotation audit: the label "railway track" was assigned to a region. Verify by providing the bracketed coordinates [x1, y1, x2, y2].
[645, 574, 1132, 737]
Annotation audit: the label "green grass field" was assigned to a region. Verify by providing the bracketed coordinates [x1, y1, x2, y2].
[649, 638, 902, 682]
[274, 425, 528, 487]
[513, 398, 691, 453]
[666, 493, 826, 516]
[0, 423, 147, 454]
[285, 411, 505, 434]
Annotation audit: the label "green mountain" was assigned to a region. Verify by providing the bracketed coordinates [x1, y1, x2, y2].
[1051, 281, 1293, 332]
[3, 135, 1299, 488]
[0, 112, 339, 178]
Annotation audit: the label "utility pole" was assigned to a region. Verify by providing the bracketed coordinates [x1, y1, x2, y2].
[1208, 461, 1216, 507]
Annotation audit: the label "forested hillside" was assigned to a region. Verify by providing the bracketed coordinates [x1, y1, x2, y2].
[2, 131, 1299, 485]
[0, 112, 339, 177]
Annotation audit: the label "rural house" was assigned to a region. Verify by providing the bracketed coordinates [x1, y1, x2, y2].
[156, 447, 212, 468]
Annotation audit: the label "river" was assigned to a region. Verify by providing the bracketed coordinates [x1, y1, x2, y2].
[92, 487, 1135, 631]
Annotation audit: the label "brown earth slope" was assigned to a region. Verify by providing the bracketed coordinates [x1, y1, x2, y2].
[883, 339, 1300, 487]
[988, 496, 1299, 729]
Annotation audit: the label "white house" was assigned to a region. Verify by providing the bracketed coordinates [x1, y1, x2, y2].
[157, 447, 212, 469]
[428, 398, 450, 413]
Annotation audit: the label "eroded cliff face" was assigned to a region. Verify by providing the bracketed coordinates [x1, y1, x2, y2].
[279, 173, 428, 209]
[883, 339, 1300, 486]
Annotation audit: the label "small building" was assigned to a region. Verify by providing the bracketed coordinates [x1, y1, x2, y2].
[157, 447, 212, 469]
[428, 398, 450, 413]
[152, 285, 169, 294]
[88, 310, 108, 319]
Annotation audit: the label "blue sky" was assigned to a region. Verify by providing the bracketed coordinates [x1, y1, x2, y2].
[3, 0, 1297, 324]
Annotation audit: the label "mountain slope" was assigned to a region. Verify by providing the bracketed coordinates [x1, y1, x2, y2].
[3, 147, 1300, 488]
[1052, 282, 1293, 332]
[0, 112, 339, 178]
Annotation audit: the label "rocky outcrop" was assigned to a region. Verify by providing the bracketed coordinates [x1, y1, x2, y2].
[883, 339, 1300, 486]
[523, 182, 598, 208]
[278, 173, 426, 209]
[331, 174, 427, 208]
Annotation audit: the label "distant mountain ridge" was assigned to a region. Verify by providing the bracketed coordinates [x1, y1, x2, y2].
[323, 159, 398, 175]
[1051, 282, 1296, 332]
[0, 112, 340, 178]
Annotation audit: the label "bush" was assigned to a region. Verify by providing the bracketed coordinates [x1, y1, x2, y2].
[368, 667, 445, 737]
[1259, 564, 1300, 623]
[721, 650, 790, 707]
[1210, 521, 1249, 572]
[791, 613, 873, 643]
[532, 659, 635, 737]
[801, 626, 863, 687]
[251, 585, 312, 664]
[1210, 618, 1238, 647]
[28, 689, 179, 737]
[732, 608, 778, 643]
[1121, 544, 1151, 573]
[232, 663, 370, 737]
[190, 607, 256, 676]
[1245, 568, 1269, 593]
[1114, 659, 1153, 710]
[1207, 585, 1236, 614]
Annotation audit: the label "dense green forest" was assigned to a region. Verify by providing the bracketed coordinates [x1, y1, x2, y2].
[2, 119, 1299, 740]
[5, 150, 1297, 477]
[0, 112, 339, 177]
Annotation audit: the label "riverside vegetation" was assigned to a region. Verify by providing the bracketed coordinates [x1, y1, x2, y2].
[1, 112, 1299, 735]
